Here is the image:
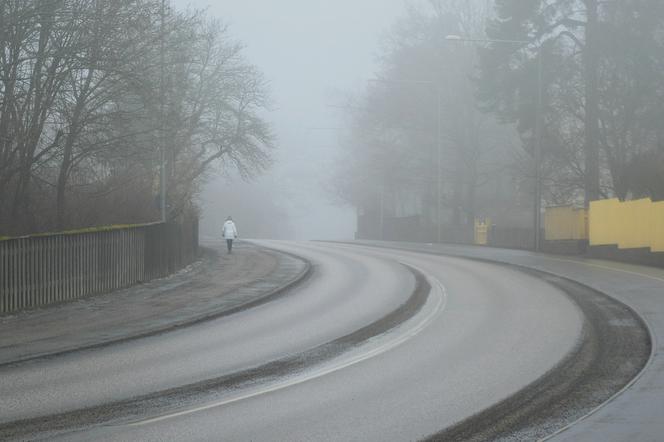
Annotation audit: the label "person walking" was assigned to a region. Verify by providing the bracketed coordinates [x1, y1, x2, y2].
[222, 216, 238, 254]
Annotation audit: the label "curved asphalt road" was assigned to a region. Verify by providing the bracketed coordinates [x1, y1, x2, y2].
[0, 241, 584, 441]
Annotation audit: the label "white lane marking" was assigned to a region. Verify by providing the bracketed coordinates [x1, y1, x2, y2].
[125, 269, 448, 427]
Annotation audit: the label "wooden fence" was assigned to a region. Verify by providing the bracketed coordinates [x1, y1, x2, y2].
[0, 219, 198, 314]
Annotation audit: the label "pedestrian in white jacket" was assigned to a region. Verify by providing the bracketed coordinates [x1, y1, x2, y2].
[222, 216, 238, 254]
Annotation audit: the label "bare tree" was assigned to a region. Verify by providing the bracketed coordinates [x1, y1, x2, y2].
[335, 0, 521, 240]
[0, 0, 274, 235]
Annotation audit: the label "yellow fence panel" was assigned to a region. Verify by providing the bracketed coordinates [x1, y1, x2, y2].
[589, 198, 664, 252]
[544, 206, 588, 241]
[617, 198, 652, 249]
[652, 201, 664, 252]
[589, 199, 621, 246]
[579, 208, 589, 240]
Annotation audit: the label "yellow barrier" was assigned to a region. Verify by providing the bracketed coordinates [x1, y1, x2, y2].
[474, 218, 490, 246]
[588, 199, 617, 246]
[619, 199, 652, 249]
[589, 198, 664, 252]
[544, 206, 588, 241]
[653, 202, 664, 252]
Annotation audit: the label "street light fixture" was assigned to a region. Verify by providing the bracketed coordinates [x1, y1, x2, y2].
[368, 78, 443, 244]
[444, 34, 543, 252]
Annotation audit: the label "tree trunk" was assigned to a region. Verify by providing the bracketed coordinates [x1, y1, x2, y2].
[10, 164, 31, 234]
[584, 0, 600, 204]
[9, 5, 57, 234]
[56, 136, 73, 230]
[452, 162, 464, 226]
[57, 81, 91, 230]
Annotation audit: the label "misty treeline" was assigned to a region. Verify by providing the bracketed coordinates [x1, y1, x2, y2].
[0, 0, 272, 236]
[336, 0, 664, 239]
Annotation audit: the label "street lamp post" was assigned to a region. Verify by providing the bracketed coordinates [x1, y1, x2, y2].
[159, 0, 167, 223]
[445, 35, 543, 252]
[368, 79, 443, 243]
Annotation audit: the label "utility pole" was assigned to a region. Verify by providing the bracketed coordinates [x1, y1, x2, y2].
[436, 88, 442, 244]
[379, 187, 385, 241]
[584, 0, 600, 205]
[534, 48, 543, 252]
[159, 0, 167, 223]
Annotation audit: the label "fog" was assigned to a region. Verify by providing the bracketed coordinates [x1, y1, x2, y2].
[167, 0, 664, 247]
[1, 0, 660, 244]
[173, 0, 406, 240]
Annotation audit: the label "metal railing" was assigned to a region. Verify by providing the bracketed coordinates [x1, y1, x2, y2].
[0, 219, 198, 314]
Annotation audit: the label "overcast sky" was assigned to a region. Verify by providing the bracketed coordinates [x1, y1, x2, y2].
[172, 0, 408, 239]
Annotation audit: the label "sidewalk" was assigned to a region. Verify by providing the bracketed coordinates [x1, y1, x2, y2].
[0, 241, 309, 366]
[358, 240, 664, 441]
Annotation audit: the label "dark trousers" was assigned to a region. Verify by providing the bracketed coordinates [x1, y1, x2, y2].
[226, 239, 233, 253]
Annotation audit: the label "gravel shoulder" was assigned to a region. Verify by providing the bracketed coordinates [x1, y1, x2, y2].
[0, 240, 309, 366]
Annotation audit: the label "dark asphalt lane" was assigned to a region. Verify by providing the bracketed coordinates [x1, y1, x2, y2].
[1, 241, 586, 442]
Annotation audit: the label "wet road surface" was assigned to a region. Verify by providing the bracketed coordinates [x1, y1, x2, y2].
[1, 241, 585, 441]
